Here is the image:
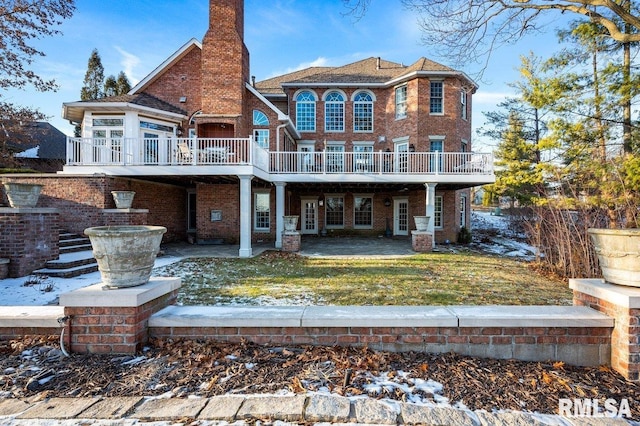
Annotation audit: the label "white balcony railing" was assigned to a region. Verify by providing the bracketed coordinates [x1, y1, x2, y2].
[66, 137, 493, 176]
[269, 151, 493, 175]
[66, 137, 254, 166]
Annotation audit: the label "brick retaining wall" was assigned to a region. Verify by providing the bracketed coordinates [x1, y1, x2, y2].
[149, 305, 613, 366]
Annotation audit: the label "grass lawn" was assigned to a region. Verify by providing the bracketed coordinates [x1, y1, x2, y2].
[153, 250, 572, 306]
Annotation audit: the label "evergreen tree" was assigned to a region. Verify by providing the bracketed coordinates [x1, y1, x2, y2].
[103, 75, 117, 97]
[115, 71, 131, 95]
[80, 49, 104, 101]
[104, 71, 131, 97]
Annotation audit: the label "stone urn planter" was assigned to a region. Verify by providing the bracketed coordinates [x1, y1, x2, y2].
[588, 228, 640, 287]
[414, 216, 431, 232]
[3, 182, 43, 208]
[85, 225, 167, 288]
[111, 191, 136, 209]
[284, 215, 299, 231]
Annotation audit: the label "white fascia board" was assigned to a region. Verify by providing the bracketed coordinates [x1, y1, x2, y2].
[246, 83, 300, 139]
[63, 101, 186, 121]
[129, 38, 203, 95]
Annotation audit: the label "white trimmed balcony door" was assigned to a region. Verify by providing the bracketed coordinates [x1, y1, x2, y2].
[301, 197, 318, 235]
[394, 198, 409, 236]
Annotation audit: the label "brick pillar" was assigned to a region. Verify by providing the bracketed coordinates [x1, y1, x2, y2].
[282, 231, 301, 253]
[60, 277, 181, 354]
[0, 208, 59, 277]
[571, 278, 640, 381]
[411, 231, 433, 253]
[0, 258, 8, 279]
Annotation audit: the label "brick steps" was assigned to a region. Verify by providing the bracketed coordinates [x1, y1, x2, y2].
[33, 232, 97, 278]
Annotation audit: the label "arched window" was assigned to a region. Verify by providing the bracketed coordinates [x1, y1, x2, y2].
[353, 91, 374, 132]
[295, 91, 316, 132]
[252, 110, 270, 149]
[253, 110, 269, 126]
[324, 91, 345, 132]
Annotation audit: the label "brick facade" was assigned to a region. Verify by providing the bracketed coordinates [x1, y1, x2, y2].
[0, 209, 60, 277]
[2, 176, 186, 242]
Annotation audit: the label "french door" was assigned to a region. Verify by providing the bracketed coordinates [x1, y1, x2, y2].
[394, 198, 409, 236]
[301, 198, 318, 234]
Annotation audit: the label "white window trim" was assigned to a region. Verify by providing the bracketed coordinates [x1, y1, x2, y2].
[460, 194, 467, 228]
[434, 195, 443, 229]
[353, 193, 374, 230]
[253, 128, 270, 150]
[324, 193, 345, 230]
[429, 79, 445, 116]
[460, 90, 468, 120]
[395, 84, 408, 120]
[253, 190, 271, 233]
[352, 90, 375, 133]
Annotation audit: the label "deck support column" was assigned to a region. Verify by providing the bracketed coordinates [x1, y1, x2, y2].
[238, 175, 253, 258]
[424, 183, 437, 248]
[274, 182, 286, 249]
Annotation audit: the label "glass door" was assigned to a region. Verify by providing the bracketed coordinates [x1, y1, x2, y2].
[143, 132, 159, 164]
[395, 142, 409, 173]
[301, 198, 318, 234]
[394, 198, 409, 236]
[298, 145, 315, 172]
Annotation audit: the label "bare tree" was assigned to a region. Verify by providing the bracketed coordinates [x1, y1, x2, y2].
[344, 0, 640, 74]
[0, 0, 75, 163]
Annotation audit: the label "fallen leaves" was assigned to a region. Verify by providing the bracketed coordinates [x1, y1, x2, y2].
[1, 337, 639, 420]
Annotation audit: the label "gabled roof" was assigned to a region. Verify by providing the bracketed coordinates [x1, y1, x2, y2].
[63, 93, 187, 124]
[129, 38, 202, 95]
[256, 57, 477, 95]
[1, 121, 66, 159]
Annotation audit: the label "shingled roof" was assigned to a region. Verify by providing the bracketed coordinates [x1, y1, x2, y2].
[255, 57, 465, 96]
[81, 93, 187, 116]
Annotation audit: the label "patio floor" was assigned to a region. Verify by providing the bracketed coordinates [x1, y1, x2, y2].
[161, 236, 416, 259]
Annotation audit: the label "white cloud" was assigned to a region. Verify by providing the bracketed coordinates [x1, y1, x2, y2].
[473, 91, 515, 106]
[114, 46, 142, 84]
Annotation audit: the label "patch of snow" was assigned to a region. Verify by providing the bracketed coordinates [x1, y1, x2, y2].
[0, 254, 181, 306]
[14, 146, 39, 158]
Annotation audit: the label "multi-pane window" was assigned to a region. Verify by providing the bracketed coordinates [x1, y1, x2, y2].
[253, 130, 269, 150]
[460, 90, 467, 120]
[434, 195, 443, 228]
[353, 91, 373, 132]
[353, 144, 374, 172]
[460, 195, 467, 227]
[296, 91, 316, 132]
[325, 195, 344, 228]
[395, 85, 407, 119]
[430, 81, 443, 114]
[354, 195, 373, 228]
[254, 192, 270, 231]
[324, 91, 345, 132]
[326, 144, 345, 172]
[92, 117, 124, 163]
[253, 110, 270, 150]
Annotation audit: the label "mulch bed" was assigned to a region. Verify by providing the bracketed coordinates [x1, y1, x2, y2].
[1, 336, 638, 420]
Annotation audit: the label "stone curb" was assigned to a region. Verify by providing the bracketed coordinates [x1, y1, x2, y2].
[0, 395, 635, 425]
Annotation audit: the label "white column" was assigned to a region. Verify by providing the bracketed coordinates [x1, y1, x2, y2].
[238, 175, 253, 258]
[424, 183, 437, 248]
[274, 182, 286, 249]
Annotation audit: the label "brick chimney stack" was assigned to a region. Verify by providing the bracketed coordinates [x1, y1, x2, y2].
[200, 0, 250, 130]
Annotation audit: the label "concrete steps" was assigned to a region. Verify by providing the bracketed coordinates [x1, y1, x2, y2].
[33, 232, 97, 278]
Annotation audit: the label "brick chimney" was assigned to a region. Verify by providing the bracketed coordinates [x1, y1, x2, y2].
[200, 0, 250, 134]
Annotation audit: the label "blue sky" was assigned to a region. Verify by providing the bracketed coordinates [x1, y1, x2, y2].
[5, 0, 573, 150]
